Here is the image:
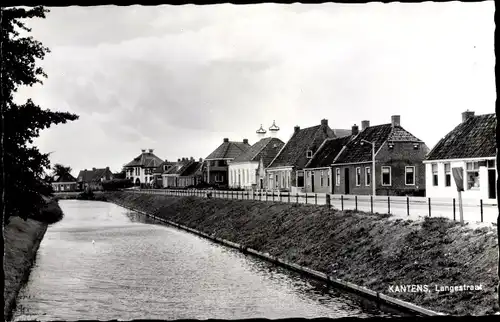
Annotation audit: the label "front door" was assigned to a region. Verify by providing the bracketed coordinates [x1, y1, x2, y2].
[311, 173, 315, 193]
[488, 169, 496, 199]
[344, 168, 350, 194]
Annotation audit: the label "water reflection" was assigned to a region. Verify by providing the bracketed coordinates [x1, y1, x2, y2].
[13, 200, 408, 321]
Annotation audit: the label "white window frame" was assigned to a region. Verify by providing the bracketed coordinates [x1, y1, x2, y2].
[466, 161, 480, 190]
[444, 163, 451, 187]
[320, 170, 324, 187]
[432, 163, 438, 186]
[327, 170, 331, 187]
[405, 166, 415, 186]
[365, 167, 371, 186]
[306, 150, 313, 158]
[381, 166, 392, 186]
[335, 168, 340, 186]
[355, 167, 361, 186]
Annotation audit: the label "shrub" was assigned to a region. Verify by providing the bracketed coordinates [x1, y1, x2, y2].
[30, 198, 64, 224]
[102, 179, 133, 191]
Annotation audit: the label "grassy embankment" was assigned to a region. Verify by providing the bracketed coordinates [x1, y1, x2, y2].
[105, 191, 499, 316]
[4, 197, 64, 321]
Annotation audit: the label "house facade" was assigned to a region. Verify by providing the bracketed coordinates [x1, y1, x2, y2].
[203, 138, 251, 188]
[76, 167, 114, 191]
[332, 115, 428, 196]
[52, 173, 78, 192]
[163, 157, 204, 188]
[424, 111, 496, 201]
[228, 127, 284, 190]
[265, 119, 348, 193]
[152, 160, 176, 188]
[124, 149, 164, 186]
[303, 133, 353, 193]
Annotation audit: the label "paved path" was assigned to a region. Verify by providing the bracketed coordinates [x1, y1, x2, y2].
[132, 189, 498, 225]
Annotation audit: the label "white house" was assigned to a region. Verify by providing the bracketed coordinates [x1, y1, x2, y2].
[123, 149, 164, 186]
[424, 111, 497, 202]
[228, 123, 284, 190]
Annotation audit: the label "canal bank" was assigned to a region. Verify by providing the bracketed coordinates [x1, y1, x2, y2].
[3, 198, 64, 321]
[105, 191, 499, 316]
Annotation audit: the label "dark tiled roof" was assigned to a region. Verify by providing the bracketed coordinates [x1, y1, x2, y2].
[179, 161, 203, 177]
[305, 136, 353, 169]
[333, 129, 352, 138]
[53, 173, 77, 183]
[426, 113, 496, 160]
[334, 124, 422, 164]
[268, 123, 335, 169]
[232, 137, 285, 167]
[77, 168, 112, 183]
[124, 152, 164, 168]
[154, 161, 176, 174]
[206, 141, 251, 160]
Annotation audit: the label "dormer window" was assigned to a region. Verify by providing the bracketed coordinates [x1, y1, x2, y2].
[306, 150, 313, 158]
[388, 143, 394, 149]
[413, 143, 419, 150]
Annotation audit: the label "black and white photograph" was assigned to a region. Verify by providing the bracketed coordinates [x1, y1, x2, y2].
[2, 1, 498, 321]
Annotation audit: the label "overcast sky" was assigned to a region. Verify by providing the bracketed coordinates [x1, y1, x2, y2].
[16, 2, 496, 176]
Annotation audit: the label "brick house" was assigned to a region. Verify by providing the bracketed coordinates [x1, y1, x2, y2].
[303, 133, 354, 193]
[123, 149, 164, 186]
[152, 160, 176, 188]
[162, 158, 194, 188]
[332, 115, 429, 196]
[265, 119, 350, 193]
[76, 167, 114, 191]
[423, 111, 496, 201]
[203, 138, 251, 188]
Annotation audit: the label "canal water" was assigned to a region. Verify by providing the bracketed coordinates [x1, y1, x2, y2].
[12, 200, 408, 321]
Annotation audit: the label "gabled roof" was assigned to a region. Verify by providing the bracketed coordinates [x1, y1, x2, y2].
[205, 140, 251, 160]
[163, 159, 193, 176]
[426, 113, 496, 160]
[268, 123, 335, 169]
[77, 168, 112, 183]
[231, 137, 285, 167]
[305, 135, 353, 169]
[124, 151, 164, 168]
[53, 173, 77, 183]
[154, 161, 176, 174]
[334, 124, 423, 164]
[179, 161, 203, 177]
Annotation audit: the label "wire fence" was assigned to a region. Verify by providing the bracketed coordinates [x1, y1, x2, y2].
[125, 188, 498, 224]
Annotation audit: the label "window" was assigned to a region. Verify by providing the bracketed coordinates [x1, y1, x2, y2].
[306, 150, 313, 158]
[365, 167, 371, 186]
[382, 166, 391, 186]
[444, 163, 451, 187]
[282, 174, 285, 187]
[320, 171, 324, 187]
[327, 171, 331, 186]
[405, 166, 415, 185]
[413, 143, 419, 150]
[355, 167, 361, 186]
[432, 163, 438, 186]
[487, 160, 496, 169]
[466, 161, 480, 190]
[336, 168, 340, 186]
[275, 174, 279, 188]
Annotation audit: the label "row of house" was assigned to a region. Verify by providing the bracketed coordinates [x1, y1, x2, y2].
[51, 167, 114, 192]
[120, 110, 496, 201]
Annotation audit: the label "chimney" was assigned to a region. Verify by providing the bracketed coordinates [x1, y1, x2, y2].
[294, 126, 300, 133]
[190, 157, 194, 161]
[243, 139, 249, 144]
[141, 149, 146, 153]
[223, 138, 229, 143]
[351, 124, 359, 136]
[391, 115, 401, 128]
[462, 110, 475, 123]
[92, 167, 96, 171]
[361, 120, 370, 131]
[148, 149, 154, 153]
[106, 167, 109, 171]
[199, 158, 203, 162]
[177, 158, 181, 162]
[321, 119, 328, 126]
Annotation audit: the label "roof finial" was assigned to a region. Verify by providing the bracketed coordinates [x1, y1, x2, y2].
[269, 120, 280, 132]
[256, 124, 267, 134]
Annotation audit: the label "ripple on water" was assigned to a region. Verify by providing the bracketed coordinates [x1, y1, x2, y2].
[13, 200, 408, 321]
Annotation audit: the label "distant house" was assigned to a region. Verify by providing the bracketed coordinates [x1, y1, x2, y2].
[424, 111, 496, 201]
[52, 173, 78, 192]
[203, 138, 252, 188]
[332, 115, 428, 196]
[76, 167, 114, 191]
[229, 124, 285, 190]
[303, 133, 354, 193]
[265, 119, 349, 193]
[152, 160, 176, 188]
[123, 149, 164, 186]
[163, 157, 203, 188]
